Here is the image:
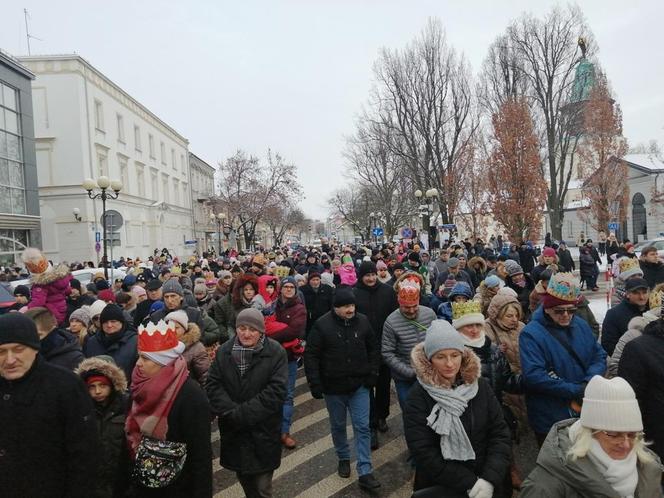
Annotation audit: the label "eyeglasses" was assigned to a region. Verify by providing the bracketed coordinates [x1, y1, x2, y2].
[593, 430, 644, 443]
[551, 307, 577, 316]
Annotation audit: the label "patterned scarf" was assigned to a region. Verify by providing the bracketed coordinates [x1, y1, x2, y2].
[417, 378, 479, 461]
[125, 355, 189, 458]
[232, 334, 265, 377]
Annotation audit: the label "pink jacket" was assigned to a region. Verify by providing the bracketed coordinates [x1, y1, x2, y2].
[27, 264, 73, 325]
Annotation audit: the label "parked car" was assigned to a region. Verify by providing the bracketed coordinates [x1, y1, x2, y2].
[634, 238, 664, 258]
[9, 267, 126, 291]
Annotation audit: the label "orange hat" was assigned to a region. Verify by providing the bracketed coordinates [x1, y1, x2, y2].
[398, 279, 420, 307]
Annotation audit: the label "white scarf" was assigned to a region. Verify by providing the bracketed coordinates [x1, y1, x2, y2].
[463, 330, 486, 348]
[587, 439, 638, 498]
[418, 378, 479, 461]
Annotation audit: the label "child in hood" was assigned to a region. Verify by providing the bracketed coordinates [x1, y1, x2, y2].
[23, 247, 72, 325]
[258, 275, 290, 336]
[76, 356, 129, 498]
[337, 255, 357, 286]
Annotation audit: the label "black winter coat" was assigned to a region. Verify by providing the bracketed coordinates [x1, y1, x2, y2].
[556, 248, 575, 272]
[41, 327, 85, 370]
[0, 358, 99, 498]
[618, 319, 664, 459]
[304, 310, 380, 395]
[601, 299, 645, 355]
[84, 327, 138, 382]
[206, 337, 288, 475]
[466, 337, 521, 402]
[618, 318, 664, 461]
[301, 283, 334, 334]
[640, 260, 664, 289]
[353, 280, 397, 341]
[404, 378, 512, 496]
[133, 378, 212, 498]
[505, 274, 535, 322]
[132, 298, 156, 327]
[94, 393, 129, 498]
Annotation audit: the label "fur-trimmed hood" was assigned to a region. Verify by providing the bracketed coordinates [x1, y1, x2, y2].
[468, 256, 487, 274]
[31, 263, 72, 286]
[179, 322, 202, 348]
[75, 356, 128, 393]
[232, 273, 259, 307]
[410, 342, 481, 389]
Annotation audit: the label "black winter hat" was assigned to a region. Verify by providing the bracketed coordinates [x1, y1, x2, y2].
[358, 261, 377, 279]
[408, 252, 421, 263]
[70, 278, 82, 291]
[0, 313, 41, 349]
[99, 304, 126, 325]
[96, 279, 110, 291]
[146, 279, 162, 291]
[333, 288, 356, 307]
[13, 285, 31, 299]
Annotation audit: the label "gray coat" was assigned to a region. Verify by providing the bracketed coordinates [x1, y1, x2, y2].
[521, 419, 663, 498]
[381, 306, 436, 381]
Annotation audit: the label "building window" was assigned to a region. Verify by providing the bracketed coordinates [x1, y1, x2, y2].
[0, 229, 29, 266]
[148, 134, 155, 158]
[0, 82, 26, 215]
[150, 169, 158, 200]
[136, 164, 145, 197]
[116, 114, 125, 143]
[97, 153, 108, 177]
[94, 100, 104, 131]
[182, 182, 189, 206]
[160, 142, 166, 164]
[162, 174, 170, 203]
[119, 159, 129, 193]
[173, 179, 180, 204]
[134, 125, 141, 151]
[180, 154, 185, 173]
[171, 149, 176, 170]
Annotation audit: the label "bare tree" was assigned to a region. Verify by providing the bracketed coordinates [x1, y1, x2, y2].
[217, 149, 301, 250]
[263, 205, 306, 247]
[484, 5, 595, 239]
[369, 18, 477, 224]
[328, 185, 378, 243]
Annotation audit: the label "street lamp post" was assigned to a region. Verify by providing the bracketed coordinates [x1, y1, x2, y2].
[414, 188, 438, 248]
[210, 212, 226, 255]
[82, 176, 122, 280]
[369, 212, 376, 244]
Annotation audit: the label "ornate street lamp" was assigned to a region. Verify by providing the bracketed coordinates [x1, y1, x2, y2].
[210, 212, 226, 255]
[415, 188, 438, 243]
[82, 176, 122, 280]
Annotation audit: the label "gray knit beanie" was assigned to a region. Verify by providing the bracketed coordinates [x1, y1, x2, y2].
[193, 284, 208, 295]
[162, 279, 184, 297]
[424, 320, 466, 359]
[235, 308, 265, 334]
[69, 307, 92, 327]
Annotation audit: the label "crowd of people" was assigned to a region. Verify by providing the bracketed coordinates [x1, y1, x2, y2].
[1, 233, 663, 497]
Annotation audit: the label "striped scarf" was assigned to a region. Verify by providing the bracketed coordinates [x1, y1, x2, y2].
[232, 334, 265, 377]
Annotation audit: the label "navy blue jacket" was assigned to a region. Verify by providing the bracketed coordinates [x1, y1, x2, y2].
[83, 328, 138, 382]
[519, 307, 606, 435]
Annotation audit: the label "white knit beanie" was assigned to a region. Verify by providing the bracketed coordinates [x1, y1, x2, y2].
[580, 376, 643, 432]
[143, 341, 186, 366]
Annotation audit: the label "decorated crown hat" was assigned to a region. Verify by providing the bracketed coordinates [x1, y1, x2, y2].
[452, 300, 485, 330]
[649, 289, 664, 311]
[398, 278, 421, 306]
[618, 257, 643, 280]
[137, 320, 179, 353]
[546, 272, 581, 302]
[21, 247, 49, 274]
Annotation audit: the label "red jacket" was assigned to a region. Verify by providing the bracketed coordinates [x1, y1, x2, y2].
[274, 296, 306, 360]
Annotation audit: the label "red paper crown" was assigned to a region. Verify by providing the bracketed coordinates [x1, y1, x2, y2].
[137, 320, 179, 352]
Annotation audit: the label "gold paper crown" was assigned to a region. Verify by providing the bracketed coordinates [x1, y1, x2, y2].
[650, 290, 664, 310]
[273, 266, 291, 278]
[618, 257, 640, 273]
[452, 300, 483, 320]
[546, 272, 580, 302]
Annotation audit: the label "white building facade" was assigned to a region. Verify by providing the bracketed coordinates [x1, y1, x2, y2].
[17, 54, 194, 263]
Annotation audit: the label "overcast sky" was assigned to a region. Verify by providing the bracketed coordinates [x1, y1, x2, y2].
[3, 1, 663, 219]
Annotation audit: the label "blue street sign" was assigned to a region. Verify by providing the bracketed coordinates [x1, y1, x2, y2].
[95, 231, 101, 243]
[401, 227, 413, 239]
[608, 222, 619, 232]
[94, 242, 101, 253]
[372, 227, 384, 237]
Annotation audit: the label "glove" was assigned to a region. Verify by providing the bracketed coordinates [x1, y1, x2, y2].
[310, 387, 324, 399]
[468, 478, 494, 498]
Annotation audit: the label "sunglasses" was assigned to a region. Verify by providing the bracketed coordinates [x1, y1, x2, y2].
[551, 307, 577, 316]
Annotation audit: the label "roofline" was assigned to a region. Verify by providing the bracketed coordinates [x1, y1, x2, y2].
[188, 152, 216, 172]
[0, 50, 35, 80]
[17, 54, 188, 145]
[621, 157, 664, 174]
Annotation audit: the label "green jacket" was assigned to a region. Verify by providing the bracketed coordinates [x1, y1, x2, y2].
[522, 419, 663, 498]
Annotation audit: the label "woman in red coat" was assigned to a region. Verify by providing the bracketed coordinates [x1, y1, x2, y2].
[274, 276, 306, 449]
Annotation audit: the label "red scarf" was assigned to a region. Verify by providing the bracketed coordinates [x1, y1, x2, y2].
[125, 356, 189, 458]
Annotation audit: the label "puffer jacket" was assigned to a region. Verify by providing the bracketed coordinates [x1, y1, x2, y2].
[304, 310, 379, 395]
[522, 419, 663, 497]
[519, 307, 607, 435]
[381, 306, 437, 382]
[75, 357, 130, 498]
[40, 327, 85, 371]
[404, 343, 512, 496]
[180, 322, 211, 386]
[28, 263, 73, 325]
[83, 326, 138, 383]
